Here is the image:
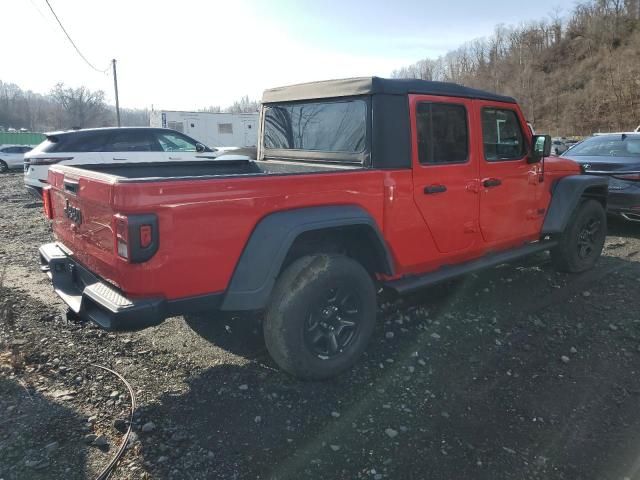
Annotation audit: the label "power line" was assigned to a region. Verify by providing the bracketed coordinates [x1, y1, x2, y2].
[43, 0, 109, 73]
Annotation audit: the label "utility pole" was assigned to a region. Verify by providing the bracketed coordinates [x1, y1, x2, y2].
[112, 59, 121, 127]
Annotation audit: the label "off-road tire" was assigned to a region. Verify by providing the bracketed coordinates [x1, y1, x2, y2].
[0, 160, 8, 173]
[551, 199, 606, 273]
[264, 254, 377, 380]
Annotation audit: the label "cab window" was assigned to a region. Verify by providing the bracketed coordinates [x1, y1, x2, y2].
[482, 108, 526, 161]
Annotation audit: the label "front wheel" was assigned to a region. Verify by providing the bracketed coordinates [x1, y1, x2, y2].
[551, 199, 606, 273]
[0, 160, 8, 173]
[264, 255, 377, 380]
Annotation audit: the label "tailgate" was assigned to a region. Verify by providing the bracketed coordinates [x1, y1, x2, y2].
[47, 167, 121, 286]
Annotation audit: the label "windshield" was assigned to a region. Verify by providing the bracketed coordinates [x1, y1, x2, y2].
[564, 134, 640, 157]
[263, 100, 367, 154]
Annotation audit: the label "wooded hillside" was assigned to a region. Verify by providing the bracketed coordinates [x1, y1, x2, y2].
[392, 0, 640, 136]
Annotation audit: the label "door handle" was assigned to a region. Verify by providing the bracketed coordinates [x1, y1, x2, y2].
[112, 157, 127, 161]
[168, 156, 182, 160]
[483, 178, 502, 188]
[424, 184, 447, 194]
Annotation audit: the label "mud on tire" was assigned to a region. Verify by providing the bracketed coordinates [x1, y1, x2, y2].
[263, 254, 377, 380]
[551, 199, 607, 273]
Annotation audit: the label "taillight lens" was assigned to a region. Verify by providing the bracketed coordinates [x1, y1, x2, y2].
[613, 173, 640, 181]
[26, 157, 73, 166]
[42, 186, 54, 219]
[113, 214, 158, 263]
[114, 215, 129, 260]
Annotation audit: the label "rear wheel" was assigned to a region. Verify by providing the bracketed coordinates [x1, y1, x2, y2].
[0, 160, 8, 173]
[551, 199, 606, 273]
[264, 254, 377, 380]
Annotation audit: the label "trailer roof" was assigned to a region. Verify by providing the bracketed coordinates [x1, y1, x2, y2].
[262, 76, 516, 104]
[156, 110, 258, 116]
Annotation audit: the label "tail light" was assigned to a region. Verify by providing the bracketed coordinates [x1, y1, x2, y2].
[113, 214, 158, 263]
[25, 156, 73, 166]
[114, 215, 129, 259]
[42, 186, 54, 219]
[613, 173, 640, 181]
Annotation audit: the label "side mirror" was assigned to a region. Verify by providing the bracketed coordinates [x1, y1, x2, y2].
[195, 142, 206, 153]
[528, 134, 551, 163]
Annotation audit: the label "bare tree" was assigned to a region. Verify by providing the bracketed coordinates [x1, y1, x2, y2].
[199, 105, 222, 113]
[226, 95, 260, 114]
[50, 83, 108, 129]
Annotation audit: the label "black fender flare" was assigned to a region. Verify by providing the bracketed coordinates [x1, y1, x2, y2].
[221, 205, 393, 311]
[542, 175, 609, 235]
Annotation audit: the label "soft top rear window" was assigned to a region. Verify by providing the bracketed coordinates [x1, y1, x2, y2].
[263, 100, 367, 155]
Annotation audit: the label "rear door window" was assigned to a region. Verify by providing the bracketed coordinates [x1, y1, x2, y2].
[482, 108, 526, 161]
[106, 131, 161, 152]
[64, 132, 111, 152]
[416, 103, 469, 164]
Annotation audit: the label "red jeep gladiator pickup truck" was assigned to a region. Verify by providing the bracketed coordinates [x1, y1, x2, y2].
[39, 77, 609, 379]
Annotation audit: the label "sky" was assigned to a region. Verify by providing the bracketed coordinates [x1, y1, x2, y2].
[3, 0, 572, 110]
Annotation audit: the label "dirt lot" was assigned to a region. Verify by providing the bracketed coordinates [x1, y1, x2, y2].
[2, 171, 640, 480]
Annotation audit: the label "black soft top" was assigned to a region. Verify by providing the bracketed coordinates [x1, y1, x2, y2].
[262, 76, 516, 104]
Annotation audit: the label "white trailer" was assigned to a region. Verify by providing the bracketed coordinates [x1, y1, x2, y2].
[150, 110, 258, 148]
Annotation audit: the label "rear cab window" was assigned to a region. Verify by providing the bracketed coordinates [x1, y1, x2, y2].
[482, 108, 526, 161]
[262, 98, 369, 164]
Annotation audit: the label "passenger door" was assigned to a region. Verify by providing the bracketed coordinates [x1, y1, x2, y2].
[410, 95, 481, 254]
[476, 102, 542, 245]
[104, 130, 164, 163]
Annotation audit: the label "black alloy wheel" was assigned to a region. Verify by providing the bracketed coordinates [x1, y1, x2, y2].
[304, 285, 363, 360]
[264, 254, 377, 380]
[551, 199, 607, 273]
[576, 217, 602, 260]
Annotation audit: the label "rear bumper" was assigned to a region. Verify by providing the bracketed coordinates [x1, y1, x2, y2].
[24, 166, 47, 187]
[39, 242, 222, 331]
[39, 242, 164, 331]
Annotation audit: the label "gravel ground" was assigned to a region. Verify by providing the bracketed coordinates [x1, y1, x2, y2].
[2, 171, 640, 480]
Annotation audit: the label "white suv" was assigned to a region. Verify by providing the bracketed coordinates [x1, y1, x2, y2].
[0, 145, 34, 172]
[24, 127, 248, 196]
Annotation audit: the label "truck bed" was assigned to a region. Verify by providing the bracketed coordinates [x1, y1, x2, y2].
[70, 159, 357, 182]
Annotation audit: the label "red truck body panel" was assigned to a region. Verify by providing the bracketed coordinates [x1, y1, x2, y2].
[46, 97, 580, 304]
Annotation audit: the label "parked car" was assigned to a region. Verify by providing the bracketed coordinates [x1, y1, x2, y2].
[0, 145, 33, 172]
[24, 127, 249, 196]
[562, 132, 640, 221]
[551, 138, 568, 155]
[38, 77, 608, 380]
